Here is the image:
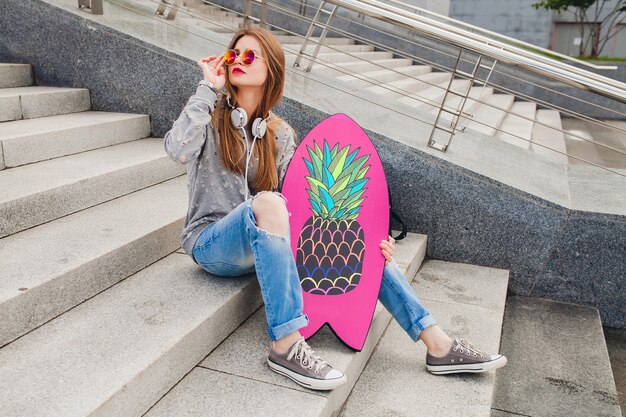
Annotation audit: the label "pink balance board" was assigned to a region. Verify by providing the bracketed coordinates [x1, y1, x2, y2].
[281, 113, 389, 351]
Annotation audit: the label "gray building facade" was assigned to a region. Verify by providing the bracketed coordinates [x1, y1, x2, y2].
[448, 0, 626, 57]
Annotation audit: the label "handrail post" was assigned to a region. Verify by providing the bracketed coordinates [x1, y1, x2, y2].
[260, 0, 269, 30]
[298, 0, 308, 16]
[155, 0, 182, 21]
[243, 0, 253, 29]
[77, 0, 103, 15]
[428, 48, 489, 152]
[294, 1, 339, 72]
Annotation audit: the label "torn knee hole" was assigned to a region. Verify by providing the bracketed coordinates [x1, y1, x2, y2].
[254, 224, 289, 239]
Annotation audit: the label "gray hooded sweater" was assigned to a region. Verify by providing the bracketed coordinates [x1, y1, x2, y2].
[163, 83, 297, 259]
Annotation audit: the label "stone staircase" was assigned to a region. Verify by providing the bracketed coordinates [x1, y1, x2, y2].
[1, 6, 623, 413]
[0, 62, 513, 416]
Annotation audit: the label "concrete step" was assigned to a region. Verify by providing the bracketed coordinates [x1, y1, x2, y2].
[311, 58, 414, 77]
[0, 86, 91, 122]
[194, 5, 233, 19]
[0, 251, 263, 417]
[365, 71, 452, 99]
[340, 260, 509, 417]
[203, 20, 243, 32]
[199, 1, 241, 18]
[531, 109, 568, 163]
[0, 64, 33, 88]
[0, 177, 187, 347]
[0, 111, 151, 169]
[334, 65, 432, 88]
[582, 120, 626, 153]
[143, 233, 428, 417]
[400, 78, 472, 110]
[0, 138, 185, 238]
[273, 35, 356, 45]
[283, 43, 376, 54]
[269, 30, 290, 37]
[314, 51, 394, 64]
[430, 85, 493, 115]
[496, 101, 537, 149]
[492, 296, 622, 417]
[428, 86, 495, 130]
[194, 10, 241, 25]
[562, 118, 626, 169]
[603, 327, 626, 413]
[464, 93, 515, 136]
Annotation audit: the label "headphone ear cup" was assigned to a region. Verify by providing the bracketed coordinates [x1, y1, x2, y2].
[230, 107, 248, 129]
[252, 117, 267, 138]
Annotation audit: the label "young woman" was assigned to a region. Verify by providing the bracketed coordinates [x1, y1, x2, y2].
[164, 28, 507, 391]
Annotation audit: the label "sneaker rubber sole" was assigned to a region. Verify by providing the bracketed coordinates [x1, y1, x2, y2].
[426, 355, 507, 375]
[267, 358, 347, 390]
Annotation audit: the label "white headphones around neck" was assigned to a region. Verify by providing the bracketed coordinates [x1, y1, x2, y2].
[225, 96, 270, 201]
[226, 96, 269, 139]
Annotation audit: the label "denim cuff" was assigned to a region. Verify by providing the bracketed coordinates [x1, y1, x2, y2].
[269, 314, 309, 341]
[407, 314, 438, 342]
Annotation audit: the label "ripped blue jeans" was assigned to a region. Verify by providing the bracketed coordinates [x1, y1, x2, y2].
[191, 191, 436, 342]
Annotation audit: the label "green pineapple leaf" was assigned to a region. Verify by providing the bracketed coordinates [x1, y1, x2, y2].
[342, 188, 366, 208]
[333, 188, 351, 202]
[306, 145, 323, 180]
[329, 146, 350, 178]
[349, 178, 368, 194]
[319, 187, 335, 211]
[313, 142, 323, 161]
[306, 189, 323, 213]
[322, 165, 335, 188]
[305, 176, 325, 196]
[328, 206, 340, 218]
[330, 142, 339, 159]
[345, 198, 366, 211]
[323, 141, 332, 167]
[335, 155, 370, 185]
[356, 166, 370, 180]
[329, 175, 351, 197]
[302, 140, 371, 220]
[345, 147, 360, 166]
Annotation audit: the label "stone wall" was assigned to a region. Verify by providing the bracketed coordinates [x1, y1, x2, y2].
[448, 0, 553, 47]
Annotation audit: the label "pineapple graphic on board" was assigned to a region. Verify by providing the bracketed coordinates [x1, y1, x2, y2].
[296, 139, 370, 295]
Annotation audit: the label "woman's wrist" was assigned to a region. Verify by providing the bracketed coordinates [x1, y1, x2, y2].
[198, 79, 220, 95]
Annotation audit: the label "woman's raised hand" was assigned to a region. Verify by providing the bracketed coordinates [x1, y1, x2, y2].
[198, 54, 226, 90]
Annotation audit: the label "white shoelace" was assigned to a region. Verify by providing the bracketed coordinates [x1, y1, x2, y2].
[453, 338, 484, 359]
[287, 338, 329, 374]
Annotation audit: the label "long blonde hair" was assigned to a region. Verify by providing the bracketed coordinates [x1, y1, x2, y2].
[211, 28, 287, 192]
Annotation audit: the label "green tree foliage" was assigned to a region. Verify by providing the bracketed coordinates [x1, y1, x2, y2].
[533, 0, 626, 57]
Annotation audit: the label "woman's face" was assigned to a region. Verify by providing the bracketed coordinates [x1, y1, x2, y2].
[228, 35, 268, 89]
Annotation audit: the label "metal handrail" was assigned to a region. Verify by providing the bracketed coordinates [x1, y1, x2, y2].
[259, 0, 625, 90]
[100, 0, 625, 175]
[360, 0, 625, 90]
[382, 0, 618, 71]
[244, 0, 626, 103]
[275, 0, 626, 116]
[314, 0, 626, 103]
[265, 0, 626, 121]
[244, 0, 626, 155]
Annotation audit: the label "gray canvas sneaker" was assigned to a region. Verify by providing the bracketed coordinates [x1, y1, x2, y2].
[426, 337, 507, 375]
[267, 337, 347, 390]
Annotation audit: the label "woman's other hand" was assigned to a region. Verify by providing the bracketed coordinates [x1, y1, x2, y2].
[198, 54, 226, 90]
[380, 235, 395, 266]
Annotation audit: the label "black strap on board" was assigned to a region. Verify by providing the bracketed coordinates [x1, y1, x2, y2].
[387, 187, 407, 241]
